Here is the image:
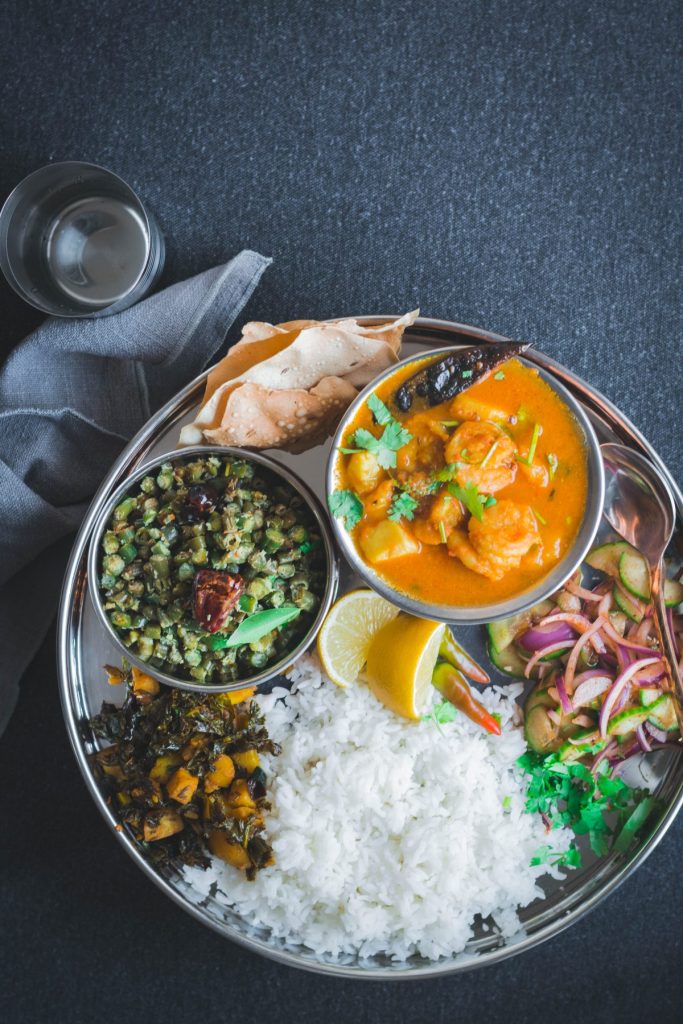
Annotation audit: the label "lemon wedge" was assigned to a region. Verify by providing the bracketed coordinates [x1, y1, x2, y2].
[365, 615, 446, 719]
[317, 590, 400, 687]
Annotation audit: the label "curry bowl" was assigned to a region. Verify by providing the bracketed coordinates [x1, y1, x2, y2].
[87, 446, 339, 692]
[326, 347, 604, 625]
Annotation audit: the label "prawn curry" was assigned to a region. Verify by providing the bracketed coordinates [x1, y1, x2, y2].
[329, 354, 588, 607]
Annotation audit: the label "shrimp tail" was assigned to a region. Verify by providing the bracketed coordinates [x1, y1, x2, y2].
[394, 342, 531, 412]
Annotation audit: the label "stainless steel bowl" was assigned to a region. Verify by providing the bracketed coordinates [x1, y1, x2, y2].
[326, 348, 604, 625]
[87, 445, 339, 692]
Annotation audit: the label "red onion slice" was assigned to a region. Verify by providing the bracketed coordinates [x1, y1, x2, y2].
[598, 657, 662, 738]
[555, 674, 573, 714]
[565, 578, 603, 602]
[572, 675, 612, 707]
[564, 616, 608, 691]
[518, 621, 577, 652]
[523, 642, 575, 679]
[644, 721, 669, 744]
[636, 724, 652, 752]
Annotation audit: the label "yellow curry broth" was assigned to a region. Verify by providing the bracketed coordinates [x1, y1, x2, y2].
[335, 356, 588, 606]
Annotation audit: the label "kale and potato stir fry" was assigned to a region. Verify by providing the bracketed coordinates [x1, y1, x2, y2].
[91, 664, 279, 878]
[97, 455, 325, 684]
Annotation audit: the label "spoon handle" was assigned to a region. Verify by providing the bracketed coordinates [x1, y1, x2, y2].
[651, 560, 683, 731]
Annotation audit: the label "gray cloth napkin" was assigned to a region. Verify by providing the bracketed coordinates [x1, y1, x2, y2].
[0, 249, 271, 734]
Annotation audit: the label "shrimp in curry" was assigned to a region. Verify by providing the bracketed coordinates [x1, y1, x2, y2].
[330, 353, 588, 608]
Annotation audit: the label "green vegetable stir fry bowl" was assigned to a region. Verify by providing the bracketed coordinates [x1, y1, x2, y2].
[88, 447, 339, 693]
[326, 349, 605, 625]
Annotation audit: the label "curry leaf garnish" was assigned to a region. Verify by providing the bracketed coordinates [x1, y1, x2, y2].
[213, 606, 301, 649]
[448, 481, 485, 522]
[388, 491, 418, 522]
[525, 422, 542, 465]
[367, 392, 394, 426]
[328, 489, 363, 530]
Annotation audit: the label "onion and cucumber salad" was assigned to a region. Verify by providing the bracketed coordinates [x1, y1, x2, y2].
[487, 539, 682, 766]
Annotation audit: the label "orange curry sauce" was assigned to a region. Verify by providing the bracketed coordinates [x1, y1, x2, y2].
[334, 357, 588, 606]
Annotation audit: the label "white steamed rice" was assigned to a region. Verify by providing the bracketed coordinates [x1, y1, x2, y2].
[184, 654, 572, 961]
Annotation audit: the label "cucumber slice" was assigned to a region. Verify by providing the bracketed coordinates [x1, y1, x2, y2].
[557, 737, 606, 761]
[613, 585, 645, 624]
[619, 549, 650, 601]
[665, 578, 683, 607]
[585, 541, 634, 577]
[486, 598, 555, 653]
[608, 609, 629, 635]
[524, 704, 562, 753]
[639, 687, 663, 708]
[488, 641, 527, 677]
[647, 694, 678, 733]
[607, 706, 650, 736]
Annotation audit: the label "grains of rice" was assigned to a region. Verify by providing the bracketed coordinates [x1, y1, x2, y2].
[184, 654, 572, 961]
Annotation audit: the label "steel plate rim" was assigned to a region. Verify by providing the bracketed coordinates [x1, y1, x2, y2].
[57, 315, 683, 980]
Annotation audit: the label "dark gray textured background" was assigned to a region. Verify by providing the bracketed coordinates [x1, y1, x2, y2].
[0, 1, 681, 1021]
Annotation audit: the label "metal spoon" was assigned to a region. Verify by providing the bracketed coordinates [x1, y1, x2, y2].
[601, 442, 682, 726]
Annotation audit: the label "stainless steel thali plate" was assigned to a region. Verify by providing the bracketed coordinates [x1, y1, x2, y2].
[57, 316, 683, 979]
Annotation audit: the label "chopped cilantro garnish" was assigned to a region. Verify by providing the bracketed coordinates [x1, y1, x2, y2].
[388, 491, 418, 522]
[367, 392, 393, 426]
[422, 700, 458, 732]
[518, 750, 655, 867]
[494, 370, 505, 381]
[438, 520, 448, 544]
[502, 795, 512, 811]
[432, 462, 459, 484]
[484, 495, 497, 508]
[343, 420, 413, 470]
[532, 506, 547, 526]
[480, 438, 499, 469]
[448, 480, 485, 522]
[547, 452, 559, 479]
[327, 489, 363, 530]
[525, 422, 542, 465]
[461, 370, 473, 378]
[439, 420, 460, 428]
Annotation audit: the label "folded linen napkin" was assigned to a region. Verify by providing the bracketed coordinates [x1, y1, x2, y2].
[0, 249, 271, 735]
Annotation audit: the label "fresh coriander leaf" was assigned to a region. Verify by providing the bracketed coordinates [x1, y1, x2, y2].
[494, 370, 505, 380]
[367, 392, 393, 425]
[327, 489, 363, 530]
[388, 491, 418, 522]
[530, 845, 551, 865]
[502, 795, 512, 811]
[347, 421, 413, 470]
[448, 480, 485, 522]
[433, 463, 459, 483]
[484, 495, 497, 508]
[461, 369, 473, 378]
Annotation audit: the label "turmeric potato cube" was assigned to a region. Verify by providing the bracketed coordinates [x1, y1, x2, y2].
[204, 754, 235, 794]
[143, 809, 183, 841]
[217, 687, 256, 706]
[449, 394, 509, 424]
[232, 749, 260, 773]
[166, 767, 199, 805]
[359, 520, 420, 563]
[208, 830, 251, 869]
[149, 753, 182, 784]
[181, 734, 208, 761]
[347, 450, 384, 495]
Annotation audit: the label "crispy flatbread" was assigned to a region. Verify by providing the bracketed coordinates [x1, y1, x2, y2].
[179, 311, 418, 451]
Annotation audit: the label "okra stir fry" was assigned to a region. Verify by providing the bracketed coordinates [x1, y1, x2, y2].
[91, 664, 279, 878]
[98, 455, 326, 683]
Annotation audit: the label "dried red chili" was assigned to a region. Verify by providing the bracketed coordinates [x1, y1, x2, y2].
[193, 570, 245, 633]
